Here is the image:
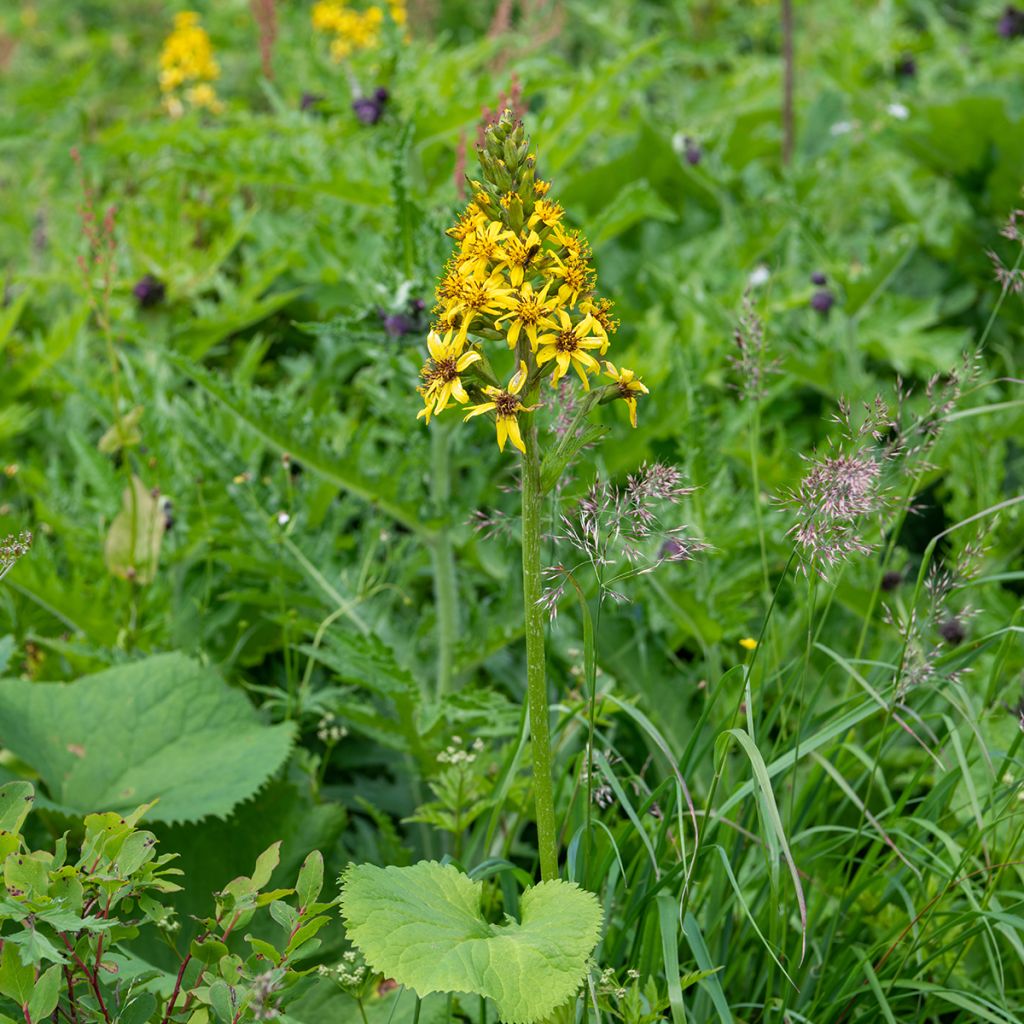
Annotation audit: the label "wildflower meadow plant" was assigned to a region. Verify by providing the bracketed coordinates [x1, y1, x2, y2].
[158, 12, 222, 118]
[336, 111, 659, 1022]
[416, 108, 647, 880]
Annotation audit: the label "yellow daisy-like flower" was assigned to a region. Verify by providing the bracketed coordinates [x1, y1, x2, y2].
[535, 310, 604, 389]
[446, 203, 486, 242]
[603, 361, 649, 428]
[528, 198, 564, 231]
[546, 251, 596, 308]
[417, 330, 482, 423]
[534, 179, 551, 197]
[497, 228, 544, 287]
[495, 280, 561, 350]
[459, 221, 505, 280]
[579, 296, 619, 342]
[445, 269, 512, 339]
[463, 360, 534, 454]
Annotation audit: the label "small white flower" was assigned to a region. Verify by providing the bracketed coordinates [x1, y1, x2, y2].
[747, 264, 770, 288]
[886, 102, 909, 120]
[276, 511, 290, 526]
[830, 120, 855, 136]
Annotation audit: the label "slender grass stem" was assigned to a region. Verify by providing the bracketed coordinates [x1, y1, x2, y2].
[521, 410, 558, 882]
[431, 421, 459, 696]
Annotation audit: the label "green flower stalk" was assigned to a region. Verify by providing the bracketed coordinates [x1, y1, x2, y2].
[418, 109, 649, 880]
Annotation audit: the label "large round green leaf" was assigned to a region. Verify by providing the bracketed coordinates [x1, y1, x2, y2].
[340, 861, 602, 1024]
[0, 653, 294, 824]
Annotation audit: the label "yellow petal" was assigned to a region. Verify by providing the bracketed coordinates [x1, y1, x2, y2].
[509, 360, 528, 394]
[626, 397, 637, 428]
[505, 415, 525, 454]
[507, 319, 522, 348]
[464, 402, 496, 421]
[427, 331, 443, 361]
[456, 350, 481, 371]
[496, 418, 508, 452]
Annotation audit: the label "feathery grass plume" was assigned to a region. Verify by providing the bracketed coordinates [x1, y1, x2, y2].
[159, 12, 222, 118]
[0, 531, 32, 583]
[418, 108, 645, 450]
[782, 355, 981, 579]
[987, 204, 1024, 295]
[728, 294, 781, 401]
[885, 525, 989, 698]
[541, 463, 707, 615]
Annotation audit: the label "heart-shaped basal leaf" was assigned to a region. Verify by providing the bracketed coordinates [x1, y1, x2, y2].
[340, 861, 602, 1024]
[0, 653, 294, 824]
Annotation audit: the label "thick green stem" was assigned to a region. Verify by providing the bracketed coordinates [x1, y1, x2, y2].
[431, 422, 458, 696]
[521, 412, 559, 881]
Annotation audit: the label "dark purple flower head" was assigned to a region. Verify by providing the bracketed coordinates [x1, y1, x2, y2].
[300, 92, 325, 112]
[411, 297, 426, 314]
[810, 270, 827, 286]
[683, 136, 702, 165]
[133, 274, 165, 309]
[998, 5, 1024, 38]
[881, 569, 903, 592]
[939, 617, 966, 645]
[810, 289, 835, 314]
[894, 54, 917, 78]
[383, 313, 415, 337]
[353, 89, 389, 125]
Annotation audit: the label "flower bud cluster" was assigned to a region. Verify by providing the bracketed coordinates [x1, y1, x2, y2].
[436, 735, 485, 765]
[417, 110, 647, 454]
[316, 712, 350, 744]
[318, 949, 370, 990]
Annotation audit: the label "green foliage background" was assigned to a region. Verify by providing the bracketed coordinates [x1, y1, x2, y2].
[0, 0, 1023, 1020]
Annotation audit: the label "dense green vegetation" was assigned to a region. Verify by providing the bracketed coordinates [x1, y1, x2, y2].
[1, 1, 1023, 1021]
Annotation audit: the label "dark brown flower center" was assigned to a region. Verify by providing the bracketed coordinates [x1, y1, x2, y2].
[556, 329, 579, 353]
[494, 391, 521, 416]
[436, 357, 459, 381]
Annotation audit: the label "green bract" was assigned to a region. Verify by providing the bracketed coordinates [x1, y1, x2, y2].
[0, 652, 295, 823]
[340, 861, 603, 1024]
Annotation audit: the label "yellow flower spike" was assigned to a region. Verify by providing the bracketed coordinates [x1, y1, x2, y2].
[603, 361, 649, 428]
[535, 310, 604, 390]
[159, 10, 221, 114]
[417, 331, 482, 424]
[463, 361, 535, 454]
[495, 280, 561, 351]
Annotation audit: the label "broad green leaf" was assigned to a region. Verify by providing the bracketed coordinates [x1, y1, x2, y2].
[208, 979, 236, 1023]
[0, 782, 34, 834]
[0, 942, 33, 1002]
[0, 653, 295, 824]
[341, 861, 602, 1024]
[296, 850, 324, 909]
[103, 474, 166, 584]
[27, 965, 61, 1021]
